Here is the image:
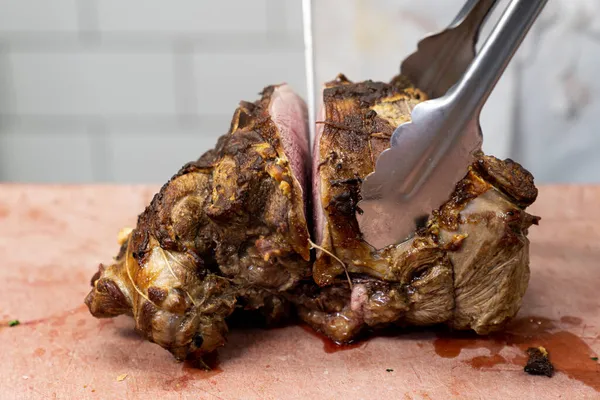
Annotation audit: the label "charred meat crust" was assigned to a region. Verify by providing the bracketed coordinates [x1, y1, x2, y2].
[473, 155, 538, 208]
[85, 85, 311, 360]
[313, 76, 426, 286]
[85, 75, 540, 361]
[525, 347, 555, 377]
[311, 74, 539, 339]
[301, 151, 538, 341]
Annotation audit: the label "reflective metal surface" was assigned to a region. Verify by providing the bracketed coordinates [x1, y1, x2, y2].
[401, 0, 498, 99]
[358, 0, 548, 249]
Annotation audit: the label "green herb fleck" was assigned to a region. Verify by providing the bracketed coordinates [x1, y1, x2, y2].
[386, 368, 394, 372]
[591, 357, 598, 361]
[8, 320, 20, 327]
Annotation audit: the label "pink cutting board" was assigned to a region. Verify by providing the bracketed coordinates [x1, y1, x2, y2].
[0, 185, 598, 399]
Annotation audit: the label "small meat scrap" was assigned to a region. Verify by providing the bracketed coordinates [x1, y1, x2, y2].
[524, 346, 554, 377]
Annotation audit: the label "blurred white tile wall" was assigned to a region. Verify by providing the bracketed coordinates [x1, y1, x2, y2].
[1, 0, 599, 184]
[0, 0, 305, 183]
[312, 0, 600, 184]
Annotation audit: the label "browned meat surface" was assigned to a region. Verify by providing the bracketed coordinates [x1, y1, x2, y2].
[312, 74, 428, 285]
[85, 84, 311, 360]
[308, 75, 539, 340]
[85, 73, 539, 362]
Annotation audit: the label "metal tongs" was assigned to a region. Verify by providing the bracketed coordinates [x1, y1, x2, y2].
[357, 0, 548, 249]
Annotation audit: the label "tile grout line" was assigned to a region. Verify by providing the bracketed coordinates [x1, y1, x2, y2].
[77, 0, 108, 182]
[75, 0, 101, 46]
[88, 121, 112, 183]
[265, 0, 288, 39]
[0, 32, 304, 54]
[0, 113, 231, 131]
[0, 43, 17, 181]
[0, 43, 14, 133]
[172, 39, 200, 128]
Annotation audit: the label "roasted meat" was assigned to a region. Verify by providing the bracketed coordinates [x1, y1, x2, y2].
[307, 75, 539, 340]
[85, 73, 539, 362]
[86, 84, 312, 359]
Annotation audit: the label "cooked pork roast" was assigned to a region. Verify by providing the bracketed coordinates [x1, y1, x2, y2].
[85, 73, 539, 362]
[86, 85, 312, 359]
[308, 74, 539, 340]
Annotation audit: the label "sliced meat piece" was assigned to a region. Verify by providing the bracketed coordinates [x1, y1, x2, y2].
[312, 74, 426, 285]
[309, 74, 539, 340]
[297, 153, 538, 341]
[85, 84, 311, 360]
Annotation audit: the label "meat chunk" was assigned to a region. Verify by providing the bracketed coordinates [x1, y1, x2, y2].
[85, 84, 311, 360]
[308, 74, 539, 340]
[312, 74, 427, 285]
[85, 73, 539, 361]
[524, 347, 554, 377]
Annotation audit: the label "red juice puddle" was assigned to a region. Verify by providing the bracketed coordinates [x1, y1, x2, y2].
[183, 351, 222, 374]
[466, 353, 507, 369]
[433, 316, 600, 392]
[301, 325, 364, 353]
[561, 316, 583, 325]
[165, 352, 223, 391]
[434, 329, 503, 359]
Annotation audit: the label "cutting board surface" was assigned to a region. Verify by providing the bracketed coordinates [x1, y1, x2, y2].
[0, 185, 598, 399]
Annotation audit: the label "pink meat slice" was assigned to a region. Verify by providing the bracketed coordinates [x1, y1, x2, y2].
[269, 85, 311, 203]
